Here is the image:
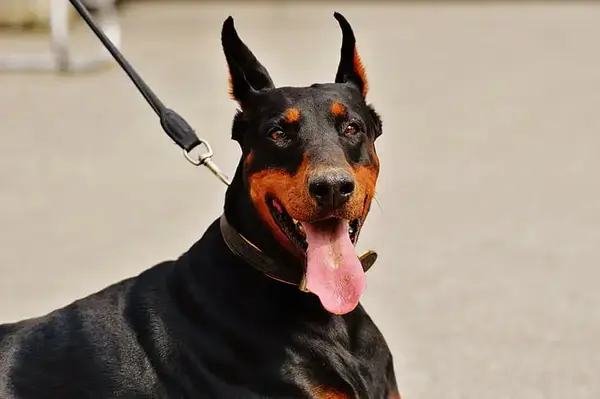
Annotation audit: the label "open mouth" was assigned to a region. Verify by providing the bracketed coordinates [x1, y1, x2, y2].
[266, 195, 367, 315]
[266, 197, 360, 252]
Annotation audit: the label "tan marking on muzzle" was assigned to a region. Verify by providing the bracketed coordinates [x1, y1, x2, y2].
[247, 156, 312, 254]
[349, 146, 379, 217]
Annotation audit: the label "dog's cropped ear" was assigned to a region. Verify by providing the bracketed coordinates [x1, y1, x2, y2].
[222, 16, 275, 103]
[333, 12, 368, 98]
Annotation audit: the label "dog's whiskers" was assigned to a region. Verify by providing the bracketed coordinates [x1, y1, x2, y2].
[373, 193, 384, 214]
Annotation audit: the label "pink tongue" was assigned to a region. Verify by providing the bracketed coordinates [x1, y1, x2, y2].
[303, 220, 365, 315]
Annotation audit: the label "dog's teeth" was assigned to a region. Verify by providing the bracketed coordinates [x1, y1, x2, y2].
[297, 223, 305, 235]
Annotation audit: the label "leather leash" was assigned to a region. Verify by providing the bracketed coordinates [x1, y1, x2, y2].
[69, 0, 231, 185]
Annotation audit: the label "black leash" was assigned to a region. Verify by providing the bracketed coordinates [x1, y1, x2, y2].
[68, 0, 230, 185]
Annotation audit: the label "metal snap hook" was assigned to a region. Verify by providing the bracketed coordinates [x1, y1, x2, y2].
[183, 141, 231, 186]
[183, 140, 214, 166]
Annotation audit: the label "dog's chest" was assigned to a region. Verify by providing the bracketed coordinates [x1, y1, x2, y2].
[282, 313, 392, 399]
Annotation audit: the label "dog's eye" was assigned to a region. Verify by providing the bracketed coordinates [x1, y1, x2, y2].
[268, 128, 285, 141]
[343, 122, 360, 137]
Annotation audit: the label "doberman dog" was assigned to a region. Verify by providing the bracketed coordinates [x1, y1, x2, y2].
[0, 13, 399, 399]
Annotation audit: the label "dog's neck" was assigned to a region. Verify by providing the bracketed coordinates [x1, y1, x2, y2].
[223, 160, 302, 273]
[175, 216, 330, 324]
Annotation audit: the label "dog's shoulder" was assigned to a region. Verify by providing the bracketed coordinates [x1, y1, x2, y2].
[0, 260, 178, 399]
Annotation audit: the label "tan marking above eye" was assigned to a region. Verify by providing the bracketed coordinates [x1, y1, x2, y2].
[330, 101, 346, 117]
[284, 107, 300, 123]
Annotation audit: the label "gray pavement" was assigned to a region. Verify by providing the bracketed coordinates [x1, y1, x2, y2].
[1, 2, 600, 398]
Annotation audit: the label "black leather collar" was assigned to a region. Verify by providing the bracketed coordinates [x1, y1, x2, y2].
[219, 214, 378, 292]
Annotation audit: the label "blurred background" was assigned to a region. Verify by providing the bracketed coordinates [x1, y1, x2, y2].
[1, 1, 599, 398]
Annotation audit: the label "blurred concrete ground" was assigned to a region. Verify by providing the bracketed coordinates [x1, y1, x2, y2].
[1, 1, 600, 398]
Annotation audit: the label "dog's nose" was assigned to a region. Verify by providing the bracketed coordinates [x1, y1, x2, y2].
[309, 171, 355, 209]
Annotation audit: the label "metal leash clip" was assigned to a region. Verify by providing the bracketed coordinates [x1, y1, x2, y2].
[183, 141, 231, 186]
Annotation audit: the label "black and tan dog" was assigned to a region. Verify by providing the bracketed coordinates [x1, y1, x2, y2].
[0, 13, 399, 399]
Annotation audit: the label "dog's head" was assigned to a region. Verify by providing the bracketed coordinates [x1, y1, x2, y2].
[222, 13, 382, 314]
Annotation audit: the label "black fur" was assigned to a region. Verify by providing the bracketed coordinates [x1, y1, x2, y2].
[0, 13, 399, 399]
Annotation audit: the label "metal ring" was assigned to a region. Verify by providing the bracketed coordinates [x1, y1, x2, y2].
[183, 140, 213, 166]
